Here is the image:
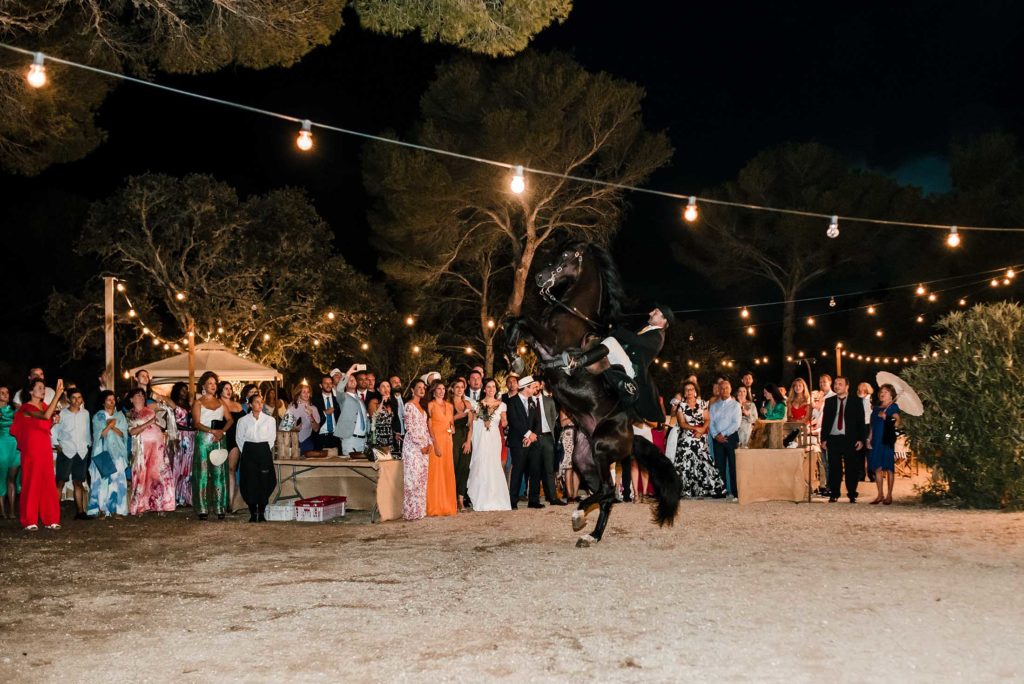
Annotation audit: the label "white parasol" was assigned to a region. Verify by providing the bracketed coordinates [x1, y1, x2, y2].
[875, 371, 924, 416]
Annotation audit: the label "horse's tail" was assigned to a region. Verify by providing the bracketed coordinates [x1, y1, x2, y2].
[632, 435, 680, 527]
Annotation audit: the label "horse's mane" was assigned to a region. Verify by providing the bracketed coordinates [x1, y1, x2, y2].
[582, 243, 627, 325]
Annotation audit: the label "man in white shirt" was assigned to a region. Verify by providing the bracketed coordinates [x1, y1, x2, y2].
[857, 382, 875, 483]
[55, 388, 92, 520]
[235, 393, 278, 522]
[813, 374, 837, 497]
[13, 367, 55, 408]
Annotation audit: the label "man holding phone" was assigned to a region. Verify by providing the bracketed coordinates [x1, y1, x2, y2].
[332, 364, 368, 456]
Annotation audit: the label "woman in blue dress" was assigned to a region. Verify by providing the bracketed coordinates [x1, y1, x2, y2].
[868, 383, 901, 505]
[88, 390, 130, 517]
[0, 385, 21, 519]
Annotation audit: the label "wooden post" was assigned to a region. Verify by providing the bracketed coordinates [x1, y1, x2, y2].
[103, 277, 115, 394]
[187, 318, 196, 397]
[835, 345, 843, 377]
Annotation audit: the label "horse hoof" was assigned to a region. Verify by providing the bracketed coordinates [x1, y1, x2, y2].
[571, 510, 586, 532]
[576, 534, 597, 548]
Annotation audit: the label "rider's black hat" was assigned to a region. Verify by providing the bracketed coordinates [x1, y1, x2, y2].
[654, 303, 676, 327]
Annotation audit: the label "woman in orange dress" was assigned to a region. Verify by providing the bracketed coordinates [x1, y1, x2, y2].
[425, 380, 457, 517]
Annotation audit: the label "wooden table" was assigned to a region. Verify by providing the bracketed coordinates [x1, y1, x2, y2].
[735, 448, 814, 505]
[272, 458, 380, 522]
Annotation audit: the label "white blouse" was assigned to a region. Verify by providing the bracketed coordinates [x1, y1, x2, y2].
[236, 412, 277, 452]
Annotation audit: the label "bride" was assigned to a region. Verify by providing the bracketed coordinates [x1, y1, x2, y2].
[466, 378, 511, 511]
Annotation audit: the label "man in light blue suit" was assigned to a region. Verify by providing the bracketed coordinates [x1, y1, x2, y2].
[332, 366, 369, 456]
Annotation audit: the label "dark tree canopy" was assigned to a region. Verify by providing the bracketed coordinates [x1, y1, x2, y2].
[363, 51, 672, 372]
[0, 0, 572, 174]
[46, 173, 390, 370]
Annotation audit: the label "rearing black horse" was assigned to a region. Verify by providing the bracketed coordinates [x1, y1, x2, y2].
[505, 242, 680, 546]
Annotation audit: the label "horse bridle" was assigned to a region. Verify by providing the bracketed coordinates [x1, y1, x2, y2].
[537, 249, 602, 330]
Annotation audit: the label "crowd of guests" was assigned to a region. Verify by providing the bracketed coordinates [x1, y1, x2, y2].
[0, 361, 903, 532]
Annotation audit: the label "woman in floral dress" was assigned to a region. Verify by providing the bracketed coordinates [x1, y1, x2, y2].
[127, 388, 176, 515]
[168, 382, 195, 506]
[87, 390, 129, 517]
[402, 380, 432, 521]
[673, 381, 726, 498]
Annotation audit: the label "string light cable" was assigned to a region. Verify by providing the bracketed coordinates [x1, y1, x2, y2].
[6, 42, 1024, 236]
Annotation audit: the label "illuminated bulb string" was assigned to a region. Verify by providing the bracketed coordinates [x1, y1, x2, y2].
[4, 41, 1024, 236]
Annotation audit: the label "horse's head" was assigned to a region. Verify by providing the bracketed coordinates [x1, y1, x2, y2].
[535, 243, 587, 298]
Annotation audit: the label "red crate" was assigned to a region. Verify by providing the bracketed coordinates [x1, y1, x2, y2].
[294, 495, 347, 522]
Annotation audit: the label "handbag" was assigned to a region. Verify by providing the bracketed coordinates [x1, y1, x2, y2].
[92, 450, 118, 478]
[208, 448, 229, 466]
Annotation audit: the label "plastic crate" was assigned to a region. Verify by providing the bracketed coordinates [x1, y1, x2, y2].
[295, 495, 347, 522]
[264, 503, 296, 521]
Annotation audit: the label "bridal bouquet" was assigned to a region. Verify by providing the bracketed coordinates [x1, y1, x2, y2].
[477, 402, 498, 431]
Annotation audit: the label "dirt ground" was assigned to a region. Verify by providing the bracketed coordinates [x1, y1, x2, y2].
[2, 476, 1023, 683]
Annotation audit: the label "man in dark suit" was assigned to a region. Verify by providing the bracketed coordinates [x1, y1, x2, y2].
[533, 380, 567, 506]
[564, 305, 674, 424]
[311, 374, 341, 450]
[505, 376, 535, 509]
[819, 376, 868, 502]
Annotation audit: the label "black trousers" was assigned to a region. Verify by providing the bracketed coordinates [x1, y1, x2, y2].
[533, 434, 560, 502]
[712, 433, 739, 497]
[316, 434, 340, 450]
[508, 445, 530, 506]
[826, 435, 863, 499]
[239, 442, 277, 510]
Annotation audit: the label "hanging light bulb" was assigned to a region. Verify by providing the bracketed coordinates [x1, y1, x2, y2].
[867, 305, 876, 315]
[762, 356, 768, 363]
[173, 343, 180, 350]
[128, 309, 136, 318]
[829, 296, 836, 308]
[959, 298, 967, 306]
[510, 165, 526, 194]
[123, 370, 131, 380]
[326, 311, 335, 321]
[142, 327, 151, 335]
[217, 326, 224, 334]
[296, 119, 313, 151]
[683, 196, 699, 223]
[806, 317, 815, 327]
[487, 319, 496, 329]
[163, 343, 170, 350]
[313, 339, 320, 347]
[946, 226, 961, 248]
[26, 52, 47, 88]
[740, 307, 750, 319]
[464, 346, 474, 355]
[152, 338, 160, 346]
[826, 215, 840, 239]
[1004, 278, 1012, 285]
[1007, 268, 1016, 280]
[116, 282, 126, 293]
[405, 316, 415, 327]
[518, 345, 527, 355]
[412, 345, 421, 354]
[360, 342, 369, 351]
[746, 326, 755, 336]
[754, 359, 761, 365]
[915, 284, 926, 296]
[928, 293, 938, 302]
[175, 292, 185, 301]
[875, 329, 884, 337]
[688, 333, 694, 342]
[991, 278, 1000, 287]
[916, 315, 925, 323]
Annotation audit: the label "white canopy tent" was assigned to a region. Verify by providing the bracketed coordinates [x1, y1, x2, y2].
[130, 341, 282, 386]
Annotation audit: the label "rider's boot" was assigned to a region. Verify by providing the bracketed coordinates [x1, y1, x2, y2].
[562, 345, 638, 407]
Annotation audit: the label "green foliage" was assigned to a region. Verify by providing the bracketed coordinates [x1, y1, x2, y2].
[354, 0, 572, 57]
[46, 173, 390, 370]
[902, 302, 1024, 509]
[364, 51, 672, 372]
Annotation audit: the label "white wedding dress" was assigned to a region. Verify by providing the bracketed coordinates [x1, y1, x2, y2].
[466, 402, 511, 511]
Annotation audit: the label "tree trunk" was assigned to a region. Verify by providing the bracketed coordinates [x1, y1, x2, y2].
[506, 239, 538, 317]
[484, 338, 495, 377]
[781, 292, 796, 379]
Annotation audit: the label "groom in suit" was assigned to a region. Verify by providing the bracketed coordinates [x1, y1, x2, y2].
[507, 377, 539, 509]
[332, 366, 369, 456]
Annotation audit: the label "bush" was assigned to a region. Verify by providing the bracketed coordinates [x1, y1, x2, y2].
[902, 302, 1024, 508]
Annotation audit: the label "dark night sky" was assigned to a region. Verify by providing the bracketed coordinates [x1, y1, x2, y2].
[3, 0, 1024, 377]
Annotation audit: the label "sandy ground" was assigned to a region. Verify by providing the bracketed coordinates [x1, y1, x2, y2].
[2, 476, 1023, 683]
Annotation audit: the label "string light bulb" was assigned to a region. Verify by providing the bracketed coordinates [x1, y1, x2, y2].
[128, 309, 136, 318]
[123, 370, 131, 380]
[806, 317, 815, 327]
[746, 326, 755, 336]
[991, 279, 1000, 287]
[1004, 278, 1012, 285]
[360, 342, 369, 351]
[175, 292, 185, 301]
[142, 327, 151, 335]
[867, 305, 876, 315]
[510, 165, 526, 194]
[405, 316, 415, 327]
[26, 52, 47, 88]
[946, 226, 961, 248]
[263, 333, 271, 342]
[826, 215, 840, 239]
[928, 293, 937, 302]
[915, 285, 926, 296]
[412, 345, 421, 354]
[296, 120, 313, 151]
[487, 319, 495, 329]
[217, 326, 224, 334]
[916, 315, 925, 323]
[875, 329, 884, 337]
[313, 339, 320, 347]
[829, 296, 836, 308]
[152, 338, 160, 346]
[116, 282, 126, 293]
[959, 298, 967, 306]
[163, 343, 170, 350]
[464, 346, 474, 355]
[1007, 268, 1016, 280]
[740, 307, 750, 319]
[683, 196, 699, 223]
[326, 311, 335, 321]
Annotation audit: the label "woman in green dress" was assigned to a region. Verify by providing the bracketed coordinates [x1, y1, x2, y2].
[0, 385, 21, 519]
[191, 371, 232, 520]
[760, 383, 787, 420]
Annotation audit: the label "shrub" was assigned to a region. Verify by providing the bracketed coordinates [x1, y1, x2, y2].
[902, 302, 1024, 508]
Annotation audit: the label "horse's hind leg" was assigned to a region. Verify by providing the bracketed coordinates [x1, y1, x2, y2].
[570, 429, 602, 532]
[576, 418, 630, 547]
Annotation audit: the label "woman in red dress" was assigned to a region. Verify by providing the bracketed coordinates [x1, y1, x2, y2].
[10, 378, 63, 531]
[787, 378, 811, 422]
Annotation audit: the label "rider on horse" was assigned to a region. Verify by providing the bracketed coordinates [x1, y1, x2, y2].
[557, 305, 675, 425]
